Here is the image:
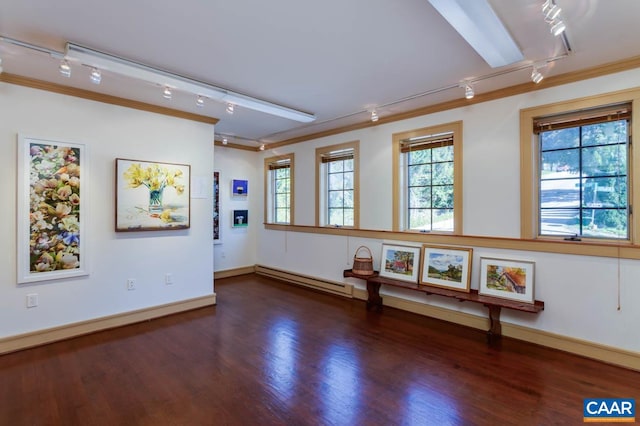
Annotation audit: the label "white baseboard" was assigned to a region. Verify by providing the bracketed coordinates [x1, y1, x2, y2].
[0, 294, 216, 355]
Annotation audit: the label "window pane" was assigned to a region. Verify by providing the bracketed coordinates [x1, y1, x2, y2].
[409, 187, 431, 208]
[540, 178, 580, 208]
[275, 209, 289, 223]
[581, 209, 627, 238]
[432, 145, 453, 162]
[343, 208, 354, 226]
[409, 209, 431, 230]
[540, 128, 579, 151]
[432, 209, 454, 231]
[408, 149, 430, 165]
[276, 194, 289, 208]
[540, 208, 580, 236]
[582, 177, 626, 208]
[432, 186, 453, 208]
[433, 163, 453, 185]
[409, 164, 431, 186]
[328, 191, 344, 208]
[328, 173, 343, 190]
[582, 145, 627, 177]
[328, 161, 343, 173]
[343, 190, 354, 208]
[275, 168, 289, 179]
[343, 171, 354, 190]
[275, 179, 289, 193]
[540, 149, 579, 174]
[582, 121, 627, 146]
[343, 159, 354, 172]
[328, 208, 343, 226]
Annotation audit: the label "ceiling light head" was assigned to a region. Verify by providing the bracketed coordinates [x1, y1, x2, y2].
[226, 103, 235, 114]
[89, 67, 101, 84]
[222, 137, 228, 145]
[461, 83, 474, 99]
[371, 110, 379, 122]
[59, 60, 71, 78]
[550, 20, 566, 36]
[259, 143, 265, 151]
[162, 86, 172, 100]
[544, 4, 562, 22]
[531, 67, 544, 84]
[196, 95, 205, 107]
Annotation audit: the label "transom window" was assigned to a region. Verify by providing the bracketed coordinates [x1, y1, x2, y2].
[393, 121, 462, 233]
[535, 103, 630, 240]
[316, 141, 359, 227]
[264, 154, 294, 225]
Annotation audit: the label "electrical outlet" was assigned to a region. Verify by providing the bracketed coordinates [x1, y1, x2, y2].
[26, 293, 38, 308]
[127, 278, 136, 290]
[165, 273, 173, 285]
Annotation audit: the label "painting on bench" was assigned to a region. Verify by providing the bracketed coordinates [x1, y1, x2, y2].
[479, 257, 535, 304]
[379, 244, 421, 283]
[420, 245, 473, 292]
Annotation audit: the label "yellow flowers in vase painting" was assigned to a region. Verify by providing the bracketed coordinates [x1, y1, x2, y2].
[17, 136, 88, 283]
[116, 159, 191, 231]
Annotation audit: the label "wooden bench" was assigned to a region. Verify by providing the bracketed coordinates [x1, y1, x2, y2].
[343, 269, 544, 343]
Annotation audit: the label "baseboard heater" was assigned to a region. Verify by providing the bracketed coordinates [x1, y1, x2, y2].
[255, 265, 354, 297]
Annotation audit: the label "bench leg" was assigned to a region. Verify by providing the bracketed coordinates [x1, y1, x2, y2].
[366, 281, 383, 312]
[485, 305, 502, 343]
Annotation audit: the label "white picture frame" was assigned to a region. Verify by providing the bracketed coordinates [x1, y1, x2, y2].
[379, 244, 421, 283]
[479, 257, 535, 304]
[17, 135, 89, 283]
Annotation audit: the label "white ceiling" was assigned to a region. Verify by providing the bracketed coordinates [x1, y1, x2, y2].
[2, 0, 640, 147]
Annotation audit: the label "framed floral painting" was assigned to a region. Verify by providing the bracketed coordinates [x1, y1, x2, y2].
[17, 135, 89, 283]
[115, 158, 191, 231]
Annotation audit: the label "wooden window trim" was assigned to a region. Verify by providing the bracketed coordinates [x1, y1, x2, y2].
[392, 121, 463, 234]
[264, 153, 295, 225]
[520, 87, 640, 245]
[315, 141, 360, 228]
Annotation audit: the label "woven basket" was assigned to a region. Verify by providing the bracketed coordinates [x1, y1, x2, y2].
[352, 246, 374, 276]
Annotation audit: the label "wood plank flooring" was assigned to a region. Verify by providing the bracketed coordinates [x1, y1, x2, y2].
[1, 274, 638, 425]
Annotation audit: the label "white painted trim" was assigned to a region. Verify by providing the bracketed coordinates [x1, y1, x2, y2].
[255, 265, 354, 297]
[0, 294, 216, 355]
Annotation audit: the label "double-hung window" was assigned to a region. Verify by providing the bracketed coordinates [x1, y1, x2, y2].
[393, 122, 462, 233]
[535, 104, 631, 240]
[264, 154, 294, 224]
[316, 141, 359, 227]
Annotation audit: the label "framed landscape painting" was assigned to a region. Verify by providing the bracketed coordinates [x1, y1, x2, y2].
[17, 135, 89, 283]
[379, 244, 420, 283]
[115, 159, 190, 231]
[420, 245, 472, 292]
[479, 257, 535, 304]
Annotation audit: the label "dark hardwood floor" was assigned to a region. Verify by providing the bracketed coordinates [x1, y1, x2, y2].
[1, 274, 638, 425]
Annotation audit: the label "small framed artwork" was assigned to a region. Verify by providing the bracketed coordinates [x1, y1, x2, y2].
[479, 257, 535, 304]
[232, 179, 248, 196]
[213, 171, 221, 244]
[233, 209, 248, 227]
[420, 245, 472, 292]
[379, 244, 421, 283]
[17, 135, 89, 283]
[115, 158, 190, 231]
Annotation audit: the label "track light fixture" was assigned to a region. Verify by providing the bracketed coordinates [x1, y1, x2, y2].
[462, 83, 474, 99]
[59, 60, 71, 77]
[542, 0, 566, 37]
[259, 143, 265, 151]
[226, 103, 235, 114]
[371, 110, 379, 122]
[90, 67, 101, 84]
[162, 86, 172, 100]
[222, 137, 228, 145]
[531, 67, 544, 84]
[196, 95, 205, 107]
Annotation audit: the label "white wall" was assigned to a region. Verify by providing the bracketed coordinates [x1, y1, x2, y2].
[249, 67, 640, 354]
[213, 146, 260, 271]
[0, 83, 215, 338]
